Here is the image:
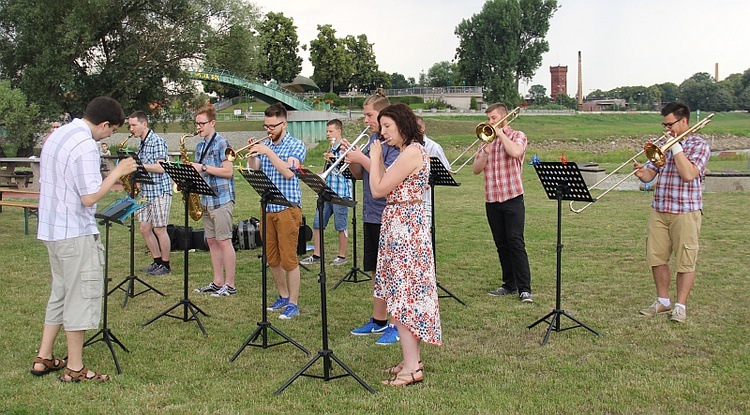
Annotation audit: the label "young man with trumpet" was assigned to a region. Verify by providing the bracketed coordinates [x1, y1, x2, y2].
[301, 119, 351, 266]
[246, 103, 306, 319]
[192, 106, 237, 297]
[635, 101, 710, 323]
[472, 103, 533, 303]
[128, 110, 173, 276]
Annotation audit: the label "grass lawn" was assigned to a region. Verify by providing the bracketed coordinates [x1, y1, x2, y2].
[1, 114, 748, 414]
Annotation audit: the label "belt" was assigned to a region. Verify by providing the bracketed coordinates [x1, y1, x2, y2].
[386, 199, 422, 206]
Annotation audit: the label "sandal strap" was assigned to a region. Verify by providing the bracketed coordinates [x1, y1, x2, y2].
[33, 355, 65, 370]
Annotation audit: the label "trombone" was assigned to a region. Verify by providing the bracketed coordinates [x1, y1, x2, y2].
[226, 134, 271, 162]
[569, 113, 715, 214]
[449, 106, 522, 173]
[320, 127, 370, 179]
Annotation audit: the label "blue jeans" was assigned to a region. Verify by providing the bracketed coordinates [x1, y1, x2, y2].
[485, 195, 532, 293]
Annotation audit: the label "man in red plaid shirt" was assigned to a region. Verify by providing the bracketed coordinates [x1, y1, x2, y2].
[473, 103, 533, 303]
[635, 102, 710, 323]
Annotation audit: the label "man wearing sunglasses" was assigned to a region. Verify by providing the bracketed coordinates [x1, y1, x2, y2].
[634, 101, 710, 323]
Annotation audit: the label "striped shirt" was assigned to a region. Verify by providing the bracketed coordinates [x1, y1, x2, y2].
[325, 141, 351, 198]
[37, 118, 102, 241]
[479, 126, 527, 203]
[646, 134, 710, 214]
[137, 129, 172, 199]
[257, 132, 307, 212]
[195, 133, 235, 210]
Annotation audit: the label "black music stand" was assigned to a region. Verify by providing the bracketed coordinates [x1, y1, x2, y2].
[141, 161, 215, 335]
[429, 157, 466, 305]
[332, 167, 371, 289]
[276, 168, 373, 394]
[109, 151, 165, 307]
[231, 168, 309, 360]
[528, 162, 600, 346]
[84, 197, 143, 373]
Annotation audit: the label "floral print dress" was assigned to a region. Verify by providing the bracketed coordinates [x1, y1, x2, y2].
[374, 143, 442, 346]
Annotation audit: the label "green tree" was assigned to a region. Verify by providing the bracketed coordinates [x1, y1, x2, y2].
[0, 0, 226, 120]
[309, 24, 353, 93]
[528, 84, 548, 105]
[554, 93, 577, 110]
[257, 12, 303, 83]
[454, 0, 558, 104]
[344, 34, 380, 93]
[655, 82, 679, 102]
[425, 61, 459, 88]
[0, 80, 41, 157]
[390, 73, 411, 89]
[679, 73, 735, 112]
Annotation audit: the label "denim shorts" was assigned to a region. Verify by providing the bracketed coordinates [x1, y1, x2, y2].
[312, 202, 349, 232]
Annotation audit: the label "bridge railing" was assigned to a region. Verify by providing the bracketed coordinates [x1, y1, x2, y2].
[335, 86, 483, 98]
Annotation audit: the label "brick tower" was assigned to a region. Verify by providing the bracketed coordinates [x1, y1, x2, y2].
[550, 65, 568, 101]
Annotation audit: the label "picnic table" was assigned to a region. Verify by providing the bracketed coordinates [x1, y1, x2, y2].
[0, 157, 41, 191]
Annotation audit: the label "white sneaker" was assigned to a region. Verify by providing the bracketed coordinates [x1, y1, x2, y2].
[331, 256, 347, 266]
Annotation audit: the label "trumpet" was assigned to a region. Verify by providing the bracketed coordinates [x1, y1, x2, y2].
[449, 106, 522, 173]
[569, 113, 714, 214]
[320, 127, 370, 179]
[226, 135, 271, 162]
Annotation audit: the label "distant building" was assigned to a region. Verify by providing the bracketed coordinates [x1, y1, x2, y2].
[550, 65, 568, 101]
[580, 99, 627, 112]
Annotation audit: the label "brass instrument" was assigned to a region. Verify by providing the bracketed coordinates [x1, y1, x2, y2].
[569, 113, 714, 214]
[118, 133, 139, 197]
[449, 106, 522, 173]
[226, 135, 271, 162]
[321, 127, 370, 179]
[174, 131, 203, 221]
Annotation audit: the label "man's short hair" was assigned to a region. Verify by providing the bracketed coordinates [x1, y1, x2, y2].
[327, 119, 343, 130]
[84, 97, 125, 127]
[128, 110, 148, 124]
[196, 106, 216, 121]
[661, 101, 691, 122]
[485, 103, 508, 115]
[265, 103, 287, 120]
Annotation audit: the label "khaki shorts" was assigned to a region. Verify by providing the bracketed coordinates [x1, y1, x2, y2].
[137, 194, 172, 227]
[203, 201, 234, 241]
[43, 235, 105, 331]
[263, 207, 302, 271]
[646, 210, 702, 273]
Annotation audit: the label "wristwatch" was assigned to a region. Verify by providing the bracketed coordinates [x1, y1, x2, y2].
[201, 164, 207, 172]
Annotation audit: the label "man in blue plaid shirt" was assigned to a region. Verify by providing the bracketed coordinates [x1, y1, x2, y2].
[301, 119, 351, 267]
[128, 111, 173, 276]
[247, 103, 306, 319]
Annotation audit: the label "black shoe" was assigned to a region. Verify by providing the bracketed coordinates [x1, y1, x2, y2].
[488, 287, 517, 296]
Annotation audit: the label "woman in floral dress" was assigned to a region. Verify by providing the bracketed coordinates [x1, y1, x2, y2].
[369, 103, 442, 386]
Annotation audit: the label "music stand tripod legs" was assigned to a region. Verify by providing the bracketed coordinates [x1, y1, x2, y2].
[333, 179, 371, 289]
[276, 193, 374, 394]
[84, 219, 129, 374]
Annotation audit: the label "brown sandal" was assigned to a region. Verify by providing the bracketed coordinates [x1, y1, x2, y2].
[30, 355, 67, 376]
[59, 366, 109, 382]
[381, 368, 423, 386]
[385, 360, 423, 375]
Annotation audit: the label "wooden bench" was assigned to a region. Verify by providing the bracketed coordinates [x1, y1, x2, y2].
[0, 189, 40, 234]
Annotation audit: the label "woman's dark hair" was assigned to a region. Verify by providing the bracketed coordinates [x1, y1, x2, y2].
[378, 103, 423, 146]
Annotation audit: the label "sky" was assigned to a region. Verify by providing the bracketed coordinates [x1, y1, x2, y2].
[252, 0, 749, 96]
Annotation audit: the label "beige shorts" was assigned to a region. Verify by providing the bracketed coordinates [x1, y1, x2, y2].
[646, 210, 702, 273]
[263, 207, 302, 271]
[43, 235, 105, 331]
[137, 194, 172, 227]
[203, 201, 234, 241]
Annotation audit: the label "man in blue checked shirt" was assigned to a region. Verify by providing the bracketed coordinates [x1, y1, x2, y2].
[247, 103, 307, 319]
[128, 111, 173, 276]
[300, 119, 351, 267]
[191, 106, 237, 298]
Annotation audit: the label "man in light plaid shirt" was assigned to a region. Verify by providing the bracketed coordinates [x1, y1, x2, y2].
[128, 111, 173, 276]
[472, 103, 533, 304]
[635, 102, 710, 323]
[247, 103, 307, 319]
[301, 119, 351, 267]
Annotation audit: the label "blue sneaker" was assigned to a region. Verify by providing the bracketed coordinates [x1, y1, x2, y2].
[351, 318, 388, 336]
[375, 324, 400, 345]
[279, 303, 300, 320]
[267, 296, 289, 311]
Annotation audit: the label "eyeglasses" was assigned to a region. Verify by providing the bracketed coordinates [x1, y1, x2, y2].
[263, 121, 284, 130]
[195, 121, 211, 127]
[661, 118, 683, 128]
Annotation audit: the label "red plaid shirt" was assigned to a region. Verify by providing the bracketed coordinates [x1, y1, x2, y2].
[479, 126, 527, 203]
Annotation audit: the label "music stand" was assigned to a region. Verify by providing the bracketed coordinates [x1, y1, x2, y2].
[429, 157, 466, 305]
[332, 167, 371, 289]
[527, 162, 600, 346]
[141, 161, 215, 335]
[275, 168, 373, 394]
[84, 197, 144, 373]
[109, 151, 165, 307]
[231, 168, 309, 360]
